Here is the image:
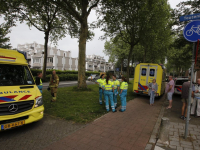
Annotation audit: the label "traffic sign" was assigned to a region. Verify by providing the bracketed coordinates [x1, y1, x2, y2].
[183, 20, 200, 42]
[180, 13, 200, 22]
[116, 68, 119, 72]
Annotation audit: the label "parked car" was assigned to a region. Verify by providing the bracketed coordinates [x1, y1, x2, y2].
[87, 74, 100, 81]
[174, 78, 188, 95]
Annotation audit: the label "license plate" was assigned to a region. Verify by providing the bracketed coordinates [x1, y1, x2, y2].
[143, 92, 148, 94]
[1, 120, 25, 130]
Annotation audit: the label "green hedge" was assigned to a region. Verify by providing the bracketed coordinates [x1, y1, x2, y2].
[31, 69, 99, 77]
[38, 74, 79, 82]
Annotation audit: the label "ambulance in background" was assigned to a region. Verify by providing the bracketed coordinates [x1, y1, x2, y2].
[133, 63, 166, 97]
[0, 48, 44, 131]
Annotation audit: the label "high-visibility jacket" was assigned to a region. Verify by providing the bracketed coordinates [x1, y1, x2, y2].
[120, 82, 128, 90]
[102, 80, 114, 91]
[112, 80, 120, 89]
[49, 75, 59, 88]
[96, 78, 105, 88]
[35, 77, 42, 85]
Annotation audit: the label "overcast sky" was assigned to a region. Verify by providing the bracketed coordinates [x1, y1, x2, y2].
[1, 0, 187, 61]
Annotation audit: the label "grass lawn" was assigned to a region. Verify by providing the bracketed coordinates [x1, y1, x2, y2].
[42, 80, 135, 123]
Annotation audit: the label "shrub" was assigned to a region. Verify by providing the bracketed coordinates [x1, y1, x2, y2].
[38, 74, 78, 82]
[30, 69, 99, 77]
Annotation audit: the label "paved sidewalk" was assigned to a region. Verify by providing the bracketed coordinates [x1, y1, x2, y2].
[44, 96, 164, 150]
[155, 95, 200, 150]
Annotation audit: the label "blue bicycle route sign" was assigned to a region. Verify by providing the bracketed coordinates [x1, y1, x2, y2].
[116, 68, 120, 72]
[183, 20, 200, 42]
[179, 13, 200, 22]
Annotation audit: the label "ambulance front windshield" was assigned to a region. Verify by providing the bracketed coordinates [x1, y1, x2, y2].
[0, 64, 34, 86]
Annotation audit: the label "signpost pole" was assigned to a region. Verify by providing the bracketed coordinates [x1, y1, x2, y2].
[184, 42, 196, 139]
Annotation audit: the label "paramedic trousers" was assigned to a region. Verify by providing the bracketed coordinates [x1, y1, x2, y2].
[191, 97, 200, 116]
[150, 91, 155, 104]
[99, 88, 104, 104]
[120, 90, 127, 112]
[113, 89, 118, 108]
[51, 87, 57, 101]
[37, 85, 43, 94]
[104, 90, 115, 112]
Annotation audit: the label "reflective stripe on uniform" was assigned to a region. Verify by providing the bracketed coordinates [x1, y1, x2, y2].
[40, 79, 42, 85]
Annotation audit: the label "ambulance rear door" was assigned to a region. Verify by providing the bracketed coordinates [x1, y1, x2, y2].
[138, 65, 157, 94]
[138, 65, 148, 92]
[147, 65, 157, 84]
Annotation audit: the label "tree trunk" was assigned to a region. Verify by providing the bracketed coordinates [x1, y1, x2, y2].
[127, 44, 134, 83]
[78, 19, 87, 89]
[42, 31, 49, 80]
[121, 59, 123, 75]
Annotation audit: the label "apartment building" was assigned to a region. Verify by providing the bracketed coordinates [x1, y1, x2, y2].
[17, 42, 115, 72]
[86, 55, 115, 72]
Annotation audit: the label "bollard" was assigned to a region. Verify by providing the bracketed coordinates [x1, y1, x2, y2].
[158, 117, 170, 144]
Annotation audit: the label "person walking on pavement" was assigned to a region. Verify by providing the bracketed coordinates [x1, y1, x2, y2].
[112, 75, 120, 108]
[49, 70, 59, 102]
[95, 74, 105, 105]
[147, 79, 158, 106]
[35, 72, 43, 94]
[191, 78, 200, 117]
[166, 76, 175, 109]
[180, 77, 194, 120]
[119, 77, 128, 112]
[102, 75, 116, 112]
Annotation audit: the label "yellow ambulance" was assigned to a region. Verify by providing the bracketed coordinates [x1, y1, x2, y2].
[133, 63, 166, 97]
[0, 48, 44, 131]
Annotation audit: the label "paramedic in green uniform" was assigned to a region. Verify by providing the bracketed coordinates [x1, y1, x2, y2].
[119, 77, 128, 112]
[95, 74, 105, 105]
[102, 75, 117, 112]
[112, 75, 120, 108]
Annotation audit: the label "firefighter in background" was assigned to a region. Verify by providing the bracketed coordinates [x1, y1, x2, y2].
[112, 75, 120, 108]
[35, 72, 43, 93]
[119, 77, 128, 112]
[95, 74, 105, 105]
[102, 75, 117, 112]
[49, 70, 59, 102]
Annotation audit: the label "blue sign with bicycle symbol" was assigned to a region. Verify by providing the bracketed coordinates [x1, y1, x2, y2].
[183, 20, 200, 42]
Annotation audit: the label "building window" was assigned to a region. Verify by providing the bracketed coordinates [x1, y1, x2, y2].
[109, 67, 111, 69]
[47, 58, 53, 63]
[89, 65, 92, 68]
[100, 66, 104, 69]
[33, 58, 40, 63]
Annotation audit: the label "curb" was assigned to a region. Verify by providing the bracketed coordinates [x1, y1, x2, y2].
[145, 96, 166, 150]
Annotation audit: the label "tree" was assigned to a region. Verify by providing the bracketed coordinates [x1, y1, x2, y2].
[104, 38, 129, 73]
[53, 0, 100, 89]
[0, 23, 11, 49]
[1, 0, 69, 79]
[98, 0, 171, 82]
[167, 34, 192, 75]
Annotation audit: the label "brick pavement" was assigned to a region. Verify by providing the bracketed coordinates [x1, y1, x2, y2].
[155, 95, 200, 150]
[44, 96, 164, 150]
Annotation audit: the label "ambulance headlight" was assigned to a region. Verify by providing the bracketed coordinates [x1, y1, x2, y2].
[35, 96, 43, 107]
